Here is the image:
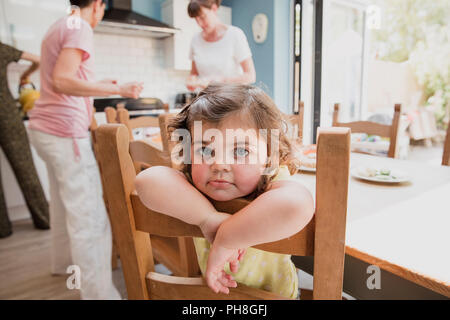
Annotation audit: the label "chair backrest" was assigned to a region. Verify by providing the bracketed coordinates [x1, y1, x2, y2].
[95, 124, 350, 300]
[284, 101, 304, 145]
[443, 123, 450, 166]
[333, 103, 401, 158]
[158, 113, 177, 155]
[116, 108, 199, 277]
[129, 139, 171, 170]
[90, 107, 120, 269]
[105, 106, 118, 124]
[116, 108, 160, 142]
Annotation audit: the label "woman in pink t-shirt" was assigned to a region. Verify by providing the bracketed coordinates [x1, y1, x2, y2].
[28, 0, 143, 300]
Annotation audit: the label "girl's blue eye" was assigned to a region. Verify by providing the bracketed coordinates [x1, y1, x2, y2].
[234, 147, 249, 158]
[197, 146, 214, 158]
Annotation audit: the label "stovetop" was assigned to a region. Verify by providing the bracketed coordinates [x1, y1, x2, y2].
[94, 97, 165, 112]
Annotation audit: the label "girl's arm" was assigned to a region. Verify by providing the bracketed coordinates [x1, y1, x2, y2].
[135, 166, 230, 242]
[52, 48, 143, 98]
[19, 51, 40, 85]
[215, 180, 314, 249]
[204, 180, 314, 294]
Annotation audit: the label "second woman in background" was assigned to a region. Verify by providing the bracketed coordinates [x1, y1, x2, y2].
[186, 0, 256, 91]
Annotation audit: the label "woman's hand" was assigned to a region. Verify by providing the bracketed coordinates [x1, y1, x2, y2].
[205, 243, 246, 294]
[119, 82, 144, 99]
[186, 75, 198, 91]
[99, 79, 118, 85]
[19, 52, 40, 86]
[186, 75, 209, 91]
[19, 74, 30, 86]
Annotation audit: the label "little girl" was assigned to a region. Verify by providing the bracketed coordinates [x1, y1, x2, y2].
[135, 84, 314, 299]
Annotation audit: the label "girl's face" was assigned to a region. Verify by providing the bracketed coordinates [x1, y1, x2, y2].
[194, 5, 219, 34]
[190, 115, 268, 201]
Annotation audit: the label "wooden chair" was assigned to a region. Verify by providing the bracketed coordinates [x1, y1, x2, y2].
[128, 138, 200, 277]
[332, 103, 402, 158]
[95, 123, 351, 300]
[106, 105, 173, 159]
[158, 112, 177, 156]
[442, 123, 450, 166]
[284, 101, 305, 145]
[116, 109, 160, 143]
[105, 106, 118, 124]
[90, 108, 120, 270]
[108, 108, 200, 277]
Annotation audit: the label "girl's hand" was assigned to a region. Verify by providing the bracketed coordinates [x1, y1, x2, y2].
[199, 211, 230, 244]
[205, 243, 241, 294]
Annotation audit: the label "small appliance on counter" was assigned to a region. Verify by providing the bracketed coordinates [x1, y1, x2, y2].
[94, 97, 168, 118]
[175, 92, 197, 109]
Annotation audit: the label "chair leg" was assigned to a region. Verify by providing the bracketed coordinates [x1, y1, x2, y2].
[300, 289, 313, 300]
[178, 237, 201, 277]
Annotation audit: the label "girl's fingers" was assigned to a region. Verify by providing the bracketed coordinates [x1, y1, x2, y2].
[238, 249, 247, 261]
[207, 270, 236, 295]
[206, 274, 219, 293]
[229, 260, 239, 273]
[217, 272, 237, 289]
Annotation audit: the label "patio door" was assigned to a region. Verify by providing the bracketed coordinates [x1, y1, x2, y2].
[320, 0, 369, 126]
[295, 0, 369, 143]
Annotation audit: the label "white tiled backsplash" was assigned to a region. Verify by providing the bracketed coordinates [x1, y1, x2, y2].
[7, 33, 190, 107]
[93, 33, 190, 107]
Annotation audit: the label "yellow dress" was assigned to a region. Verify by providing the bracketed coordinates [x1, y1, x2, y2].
[193, 166, 299, 299]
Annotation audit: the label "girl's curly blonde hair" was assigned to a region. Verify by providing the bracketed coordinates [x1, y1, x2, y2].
[168, 83, 299, 198]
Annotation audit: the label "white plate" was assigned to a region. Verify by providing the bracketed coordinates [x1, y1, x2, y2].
[298, 166, 316, 173]
[351, 166, 410, 184]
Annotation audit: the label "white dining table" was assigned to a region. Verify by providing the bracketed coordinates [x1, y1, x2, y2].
[291, 153, 450, 297]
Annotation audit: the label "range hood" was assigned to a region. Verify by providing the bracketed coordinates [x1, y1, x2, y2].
[96, 0, 177, 38]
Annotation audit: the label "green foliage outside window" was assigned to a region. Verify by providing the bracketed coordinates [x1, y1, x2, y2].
[371, 0, 450, 129]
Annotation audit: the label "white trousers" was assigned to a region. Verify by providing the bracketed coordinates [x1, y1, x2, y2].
[29, 129, 121, 300]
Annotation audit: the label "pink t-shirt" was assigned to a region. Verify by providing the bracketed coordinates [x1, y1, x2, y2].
[29, 16, 95, 138]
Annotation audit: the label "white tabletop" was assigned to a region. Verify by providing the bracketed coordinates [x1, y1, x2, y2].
[291, 153, 450, 294]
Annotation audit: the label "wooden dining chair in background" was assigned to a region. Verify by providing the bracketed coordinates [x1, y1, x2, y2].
[105, 106, 119, 124]
[95, 123, 351, 300]
[116, 108, 161, 143]
[333, 103, 402, 158]
[158, 112, 177, 157]
[284, 101, 305, 145]
[442, 123, 450, 166]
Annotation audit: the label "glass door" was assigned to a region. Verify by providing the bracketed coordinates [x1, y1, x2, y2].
[295, 0, 369, 143]
[321, 0, 369, 125]
[293, 0, 316, 144]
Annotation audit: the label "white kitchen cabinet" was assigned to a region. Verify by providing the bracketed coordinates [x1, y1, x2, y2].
[161, 0, 231, 70]
[0, 0, 68, 54]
